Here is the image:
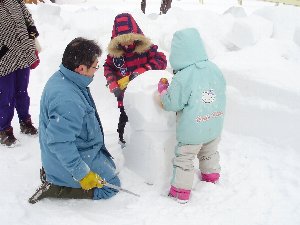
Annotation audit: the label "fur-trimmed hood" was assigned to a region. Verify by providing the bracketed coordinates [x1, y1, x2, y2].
[107, 13, 152, 58]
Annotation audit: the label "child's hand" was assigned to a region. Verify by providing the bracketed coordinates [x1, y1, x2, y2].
[157, 78, 169, 94]
[129, 72, 139, 81]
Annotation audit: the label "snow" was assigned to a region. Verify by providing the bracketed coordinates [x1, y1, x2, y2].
[1, 0, 300, 225]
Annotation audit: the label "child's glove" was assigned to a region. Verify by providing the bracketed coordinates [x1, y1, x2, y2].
[129, 72, 139, 81]
[129, 67, 147, 81]
[117, 76, 130, 90]
[79, 171, 104, 190]
[27, 25, 39, 40]
[30, 50, 40, 69]
[157, 78, 169, 94]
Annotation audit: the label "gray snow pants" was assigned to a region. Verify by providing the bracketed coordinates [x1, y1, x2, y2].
[171, 138, 221, 190]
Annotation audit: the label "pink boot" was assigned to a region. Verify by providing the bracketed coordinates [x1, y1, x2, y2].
[168, 185, 191, 204]
[201, 173, 220, 183]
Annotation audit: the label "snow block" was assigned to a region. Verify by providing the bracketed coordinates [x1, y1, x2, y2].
[124, 131, 175, 186]
[124, 71, 175, 132]
[254, 6, 300, 40]
[294, 26, 300, 47]
[224, 15, 273, 49]
[223, 6, 247, 18]
[123, 71, 176, 186]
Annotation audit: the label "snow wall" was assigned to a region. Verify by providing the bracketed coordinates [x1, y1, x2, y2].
[123, 66, 300, 187]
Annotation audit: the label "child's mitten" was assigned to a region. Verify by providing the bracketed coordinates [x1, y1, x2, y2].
[157, 78, 169, 94]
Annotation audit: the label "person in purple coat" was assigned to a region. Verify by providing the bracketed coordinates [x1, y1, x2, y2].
[0, 0, 40, 147]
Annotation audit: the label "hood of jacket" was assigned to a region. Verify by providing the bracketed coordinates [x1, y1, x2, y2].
[107, 13, 152, 57]
[169, 28, 208, 71]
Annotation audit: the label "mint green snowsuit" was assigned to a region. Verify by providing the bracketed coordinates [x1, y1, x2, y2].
[161, 28, 226, 190]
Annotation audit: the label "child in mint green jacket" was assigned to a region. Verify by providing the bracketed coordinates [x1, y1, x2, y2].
[157, 28, 226, 203]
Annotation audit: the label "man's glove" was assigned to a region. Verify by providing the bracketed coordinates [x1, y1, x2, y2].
[30, 50, 40, 70]
[79, 171, 104, 190]
[157, 78, 169, 94]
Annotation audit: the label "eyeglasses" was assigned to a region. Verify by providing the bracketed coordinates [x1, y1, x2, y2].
[91, 65, 100, 70]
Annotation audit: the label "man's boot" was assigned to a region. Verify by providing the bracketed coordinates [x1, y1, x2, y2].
[28, 182, 94, 204]
[40, 167, 46, 184]
[0, 127, 17, 147]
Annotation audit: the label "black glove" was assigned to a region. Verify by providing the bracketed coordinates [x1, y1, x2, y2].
[113, 87, 122, 98]
[129, 72, 139, 81]
[27, 25, 39, 39]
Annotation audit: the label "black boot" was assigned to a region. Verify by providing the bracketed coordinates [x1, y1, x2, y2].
[117, 107, 128, 148]
[28, 182, 94, 204]
[20, 117, 38, 135]
[141, 0, 146, 14]
[0, 127, 17, 147]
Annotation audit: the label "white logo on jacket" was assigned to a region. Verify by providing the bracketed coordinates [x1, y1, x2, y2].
[202, 89, 216, 103]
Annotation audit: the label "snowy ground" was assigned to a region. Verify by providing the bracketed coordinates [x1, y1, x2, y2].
[1, 0, 300, 225]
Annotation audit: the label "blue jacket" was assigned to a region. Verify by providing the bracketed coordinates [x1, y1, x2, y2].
[39, 65, 120, 199]
[161, 28, 226, 144]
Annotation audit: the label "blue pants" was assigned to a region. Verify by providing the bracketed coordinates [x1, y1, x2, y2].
[0, 67, 31, 131]
[93, 176, 121, 200]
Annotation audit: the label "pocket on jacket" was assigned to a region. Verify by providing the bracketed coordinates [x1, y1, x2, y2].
[85, 109, 96, 141]
[0, 45, 9, 60]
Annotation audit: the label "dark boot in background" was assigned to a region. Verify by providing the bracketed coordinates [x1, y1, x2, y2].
[0, 127, 17, 147]
[20, 117, 38, 135]
[141, 0, 146, 14]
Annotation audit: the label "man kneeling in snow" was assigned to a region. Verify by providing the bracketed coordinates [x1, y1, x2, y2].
[29, 38, 120, 204]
